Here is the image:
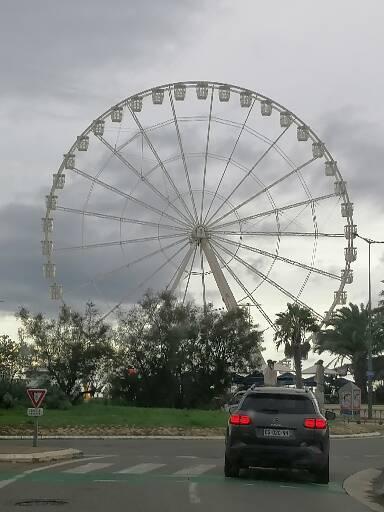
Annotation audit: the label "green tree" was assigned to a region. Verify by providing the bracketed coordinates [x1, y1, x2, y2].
[0, 335, 24, 382]
[315, 303, 384, 399]
[114, 290, 199, 407]
[113, 291, 263, 408]
[274, 303, 320, 389]
[378, 289, 384, 311]
[193, 305, 263, 399]
[17, 303, 114, 401]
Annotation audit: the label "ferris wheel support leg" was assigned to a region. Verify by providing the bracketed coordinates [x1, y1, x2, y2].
[200, 239, 237, 311]
[169, 245, 195, 294]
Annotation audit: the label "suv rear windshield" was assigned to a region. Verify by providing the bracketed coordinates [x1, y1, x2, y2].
[240, 393, 315, 414]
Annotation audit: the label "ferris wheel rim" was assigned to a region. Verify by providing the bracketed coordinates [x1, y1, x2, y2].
[43, 80, 356, 326]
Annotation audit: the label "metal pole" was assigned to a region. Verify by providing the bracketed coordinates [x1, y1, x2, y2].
[355, 233, 384, 419]
[33, 416, 38, 447]
[367, 241, 373, 420]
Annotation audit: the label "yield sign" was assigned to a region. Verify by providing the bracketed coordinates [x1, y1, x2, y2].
[27, 388, 47, 408]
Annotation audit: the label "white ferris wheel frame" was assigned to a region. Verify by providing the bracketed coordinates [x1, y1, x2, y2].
[42, 80, 356, 330]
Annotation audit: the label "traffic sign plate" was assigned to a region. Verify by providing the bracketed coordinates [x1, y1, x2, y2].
[27, 408, 43, 417]
[27, 389, 47, 408]
[366, 371, 375, 378]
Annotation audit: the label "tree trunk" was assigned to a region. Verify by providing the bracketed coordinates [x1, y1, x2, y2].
[294, 345, 303, 389]
[351, 353, 367, 402]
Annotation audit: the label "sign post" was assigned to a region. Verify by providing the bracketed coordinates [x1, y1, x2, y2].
[26, 389, 47, 447]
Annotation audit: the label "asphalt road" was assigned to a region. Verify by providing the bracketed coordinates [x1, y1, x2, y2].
[0, 438, 382, 512]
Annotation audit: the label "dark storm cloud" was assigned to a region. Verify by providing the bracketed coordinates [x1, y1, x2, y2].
[0, 0, 204, 100]
[1, 1, 383, 331]
[0, 200, 188, 316]
[0, 203, 51, 314]
[319, 108, 384, 211]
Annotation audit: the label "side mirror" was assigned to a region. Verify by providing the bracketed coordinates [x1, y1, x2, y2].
[325, 410, 336, 421]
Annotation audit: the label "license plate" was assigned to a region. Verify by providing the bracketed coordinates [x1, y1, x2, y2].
[263, 428, 290, 438]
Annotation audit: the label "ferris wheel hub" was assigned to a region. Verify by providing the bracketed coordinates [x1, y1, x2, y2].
[191, 224, 208, 242]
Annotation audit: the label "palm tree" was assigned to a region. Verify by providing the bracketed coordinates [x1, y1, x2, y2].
[274, 304, 319, 389]
[315, 303, 384, 400]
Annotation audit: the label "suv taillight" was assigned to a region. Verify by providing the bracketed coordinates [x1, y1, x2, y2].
[304, 418, 327, 429]
[229, 414, 252, 425]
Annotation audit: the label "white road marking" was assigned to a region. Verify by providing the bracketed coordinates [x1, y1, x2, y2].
[189, 482, 200, 504]
[82, 454, 118, 458]
[176, 455, 198, 459]
[0, 475, 24, 489]
[0, 456, 110, 491]
[64, 462, 113, 474]
[173, 464, 216, 476]
[364, 454, 380, 458]
[116, 463, 166, 474]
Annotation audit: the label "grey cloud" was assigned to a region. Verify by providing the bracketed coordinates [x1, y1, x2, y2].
[0, 201, 188, 316]
[1, 1, 382, 332]
[1, 0, 206, 100]
[318, 108, 384, 210]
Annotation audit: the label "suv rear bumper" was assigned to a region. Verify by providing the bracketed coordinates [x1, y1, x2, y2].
[226, 441, 328, 470]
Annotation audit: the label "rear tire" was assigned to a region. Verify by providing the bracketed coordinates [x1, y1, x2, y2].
[224, 456, 240, 478]
[314, 457, 329, 484]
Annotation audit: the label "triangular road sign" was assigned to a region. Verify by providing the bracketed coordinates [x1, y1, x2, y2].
[27, 388, 47, 408]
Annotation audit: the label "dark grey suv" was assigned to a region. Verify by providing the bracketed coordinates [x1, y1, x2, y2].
[225, 387, 330, 483]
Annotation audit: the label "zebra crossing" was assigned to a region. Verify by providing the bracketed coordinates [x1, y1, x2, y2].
[64, 462, 114, 474]
[116, 463, 166, 474]
[61, 458, 220, 478]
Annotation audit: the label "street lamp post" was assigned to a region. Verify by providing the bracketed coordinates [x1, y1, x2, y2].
[356, 234, 384, 419]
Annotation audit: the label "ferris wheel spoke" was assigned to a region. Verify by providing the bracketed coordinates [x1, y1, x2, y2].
[167, 245, 195, 294]
[211, 193, 338, 231]
[96, 135, 193, 226]
[205, 125, 291, 226]
[211, 230, 344, 238]
[56, 233, 185, 251]
[127, 107, 196, 225]
[55, 206, 187, 232]
[168, 88, 198, 222]
[203, 100, 256, 224]
[210, 241, 275, 329]
[79, 237, 188, 288]
[200, 86, 215, 224]
[213, 235, 341, 281]
[208, 156, 316, 228]
[183, 244, 198, 304]
[70, 166, 191, 229]
[200, 245, 207, 312]
[100, 240, 190, 321]
[212, 238, 322, 320]
[116, 117, 179, 154]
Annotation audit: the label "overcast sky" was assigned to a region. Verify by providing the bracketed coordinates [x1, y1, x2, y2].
[1, 0, 384, 362]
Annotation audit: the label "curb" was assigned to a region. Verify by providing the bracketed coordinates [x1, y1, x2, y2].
[0, 448, 83, 463]
[0, 433, 381, 440]
[331, 432, 382, 439]
[344, 468, 384, 512]
[0, 435, 225, 441]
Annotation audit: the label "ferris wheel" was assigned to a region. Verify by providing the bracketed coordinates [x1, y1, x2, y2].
[42, 81, 356, 330]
